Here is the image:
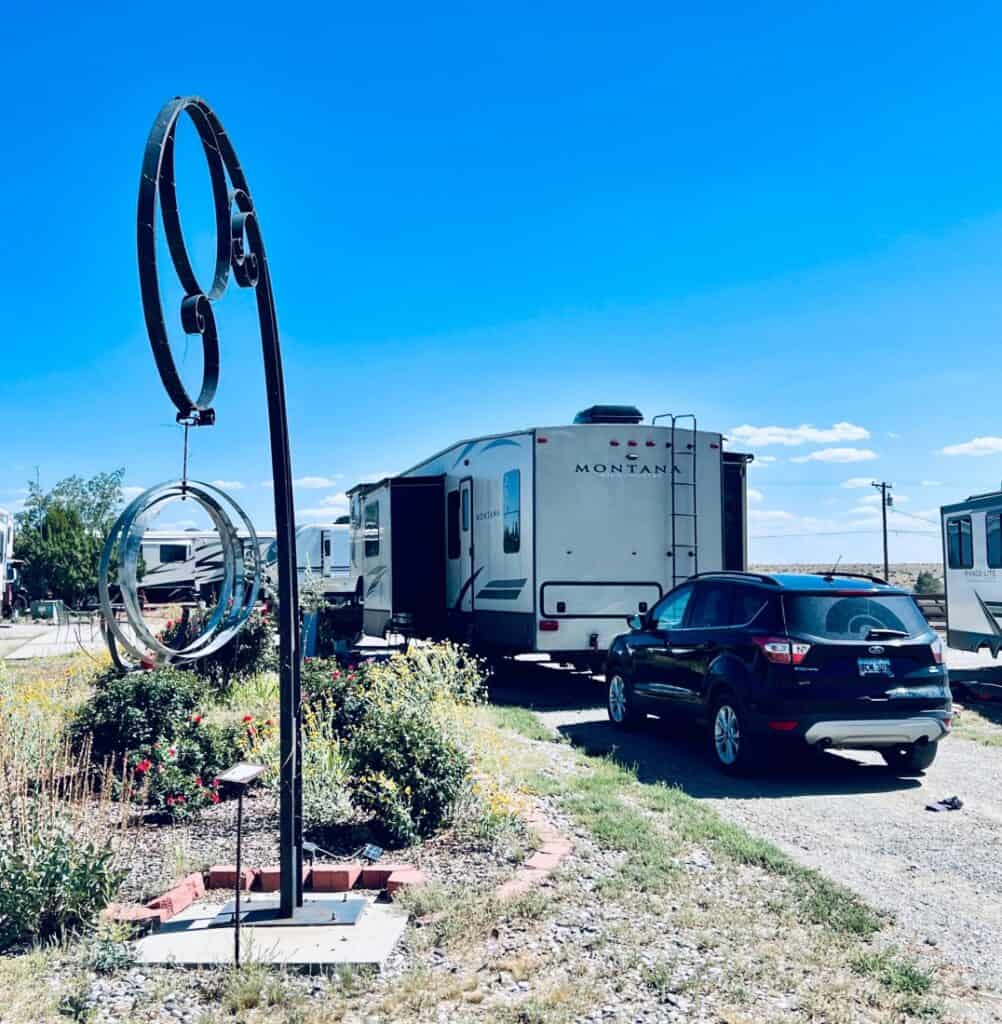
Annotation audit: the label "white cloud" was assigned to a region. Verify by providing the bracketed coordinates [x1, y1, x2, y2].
[841, 477, 874, 489]
[751, 455, 777, 468]
[939, 437, 1002, 457]
[748, 508, 794, 522]
[121, 485, 146, 500]
[746, 488, 764, 503]
[920, 480, 942, 487]
[790, 448, 878, 464]
[298, 492, 349, 519]
[294, 476, 342, 489]
[361, 470, 396, 483]
[209, 479, 245, 490]
[728, 422, 870, 448]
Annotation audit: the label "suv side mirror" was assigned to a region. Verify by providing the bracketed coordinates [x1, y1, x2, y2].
[627, 613, 645, 631]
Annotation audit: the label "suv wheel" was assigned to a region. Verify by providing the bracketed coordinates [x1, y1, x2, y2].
[881, 742, 938, 775]
[710, 695, 759, 774]
[607, 672, 642, 729]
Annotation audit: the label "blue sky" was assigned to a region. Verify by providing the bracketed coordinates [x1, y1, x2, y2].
[4, 2, 1002, 564]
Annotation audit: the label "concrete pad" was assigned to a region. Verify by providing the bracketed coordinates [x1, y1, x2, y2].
[133, 893, 406, 970]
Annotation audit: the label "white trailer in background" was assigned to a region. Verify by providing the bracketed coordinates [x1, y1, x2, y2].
[347, 405, 751, 661]
[942, 490, 1002, 655]
[0, 507, 26, 620]
[138, 523, 351, 603]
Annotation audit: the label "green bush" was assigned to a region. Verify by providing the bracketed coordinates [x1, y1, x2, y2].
[160, 610, 276, 694]
[71, 667, 241, 820]
[350, 706, 469, 845]
[70, 666, 208, 765]
[0, 823, 125, 950]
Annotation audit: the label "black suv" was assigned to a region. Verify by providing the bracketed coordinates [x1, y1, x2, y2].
[605, 571, 952, 775]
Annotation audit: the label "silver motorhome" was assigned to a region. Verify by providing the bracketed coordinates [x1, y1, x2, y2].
[347, 406, 750, 659]
[942, 490, 1002, 655]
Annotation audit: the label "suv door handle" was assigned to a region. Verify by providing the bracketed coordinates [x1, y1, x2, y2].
[669, 643, 710, 654]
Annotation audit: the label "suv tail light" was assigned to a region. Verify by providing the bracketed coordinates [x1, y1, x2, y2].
[930, 637, 944, 665]
[753, 635, 811, 665]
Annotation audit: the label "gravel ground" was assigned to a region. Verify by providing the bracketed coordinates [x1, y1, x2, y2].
[504, 663, 1002, 997]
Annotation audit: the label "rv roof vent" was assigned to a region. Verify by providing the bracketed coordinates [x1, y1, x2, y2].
[573, 404, 643, 425]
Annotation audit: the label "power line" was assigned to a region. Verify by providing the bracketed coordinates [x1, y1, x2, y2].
[888, 506, 940, 527]
[751, 528, 938, 539]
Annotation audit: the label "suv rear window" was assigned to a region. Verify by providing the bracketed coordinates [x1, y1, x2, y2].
[783, 593, 931, 641]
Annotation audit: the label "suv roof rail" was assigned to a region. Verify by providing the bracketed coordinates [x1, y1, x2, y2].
[819, 570, 889, 585]
[689, 570, 779, 586]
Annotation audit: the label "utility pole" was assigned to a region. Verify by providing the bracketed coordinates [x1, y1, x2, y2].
[872, 481, 893, 581]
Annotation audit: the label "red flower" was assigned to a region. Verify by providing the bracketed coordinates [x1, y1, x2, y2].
[135, 758, 152, 774]
[194, 776, 203, 787]
[176, 795, 185, 804]
[265, 719, 274, 727]
[191, 713, 203, 725]
[212, 778, 221, 788]
[242, 714, 254, 723]
[166, 796, 175, 806]
[210, 792, 221, 804]
[167, 747, 176, 757]
[246, 725, 257, 737]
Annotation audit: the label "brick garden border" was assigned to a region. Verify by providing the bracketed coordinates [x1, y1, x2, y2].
[103, 862, 427, 930]
[104, 805, 570, 930]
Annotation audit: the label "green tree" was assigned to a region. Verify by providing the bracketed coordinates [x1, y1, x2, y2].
[14, 469, 125, 606]
[914, 570, 943, 595]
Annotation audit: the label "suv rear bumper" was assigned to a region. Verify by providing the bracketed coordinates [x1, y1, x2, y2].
[803, 715, 950, 749]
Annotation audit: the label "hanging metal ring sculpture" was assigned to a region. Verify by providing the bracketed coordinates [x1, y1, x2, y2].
[99, 96, 303, 915]
[98, 481, 262, 669]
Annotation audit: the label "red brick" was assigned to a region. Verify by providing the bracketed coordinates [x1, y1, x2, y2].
[310, 862, 362, 892]
[208, 864, 256, 891]
[102, 903, 165, 927]
[258, 864, 313, 892]
[497, 873, 543, 901]
[145, 882, 196, 920]
[386, 868, 427, 895]
[524, 851, 562, 873]
[360, 863, 413, 889]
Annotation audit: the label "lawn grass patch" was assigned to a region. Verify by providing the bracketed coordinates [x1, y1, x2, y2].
[488, 705, 558, 743]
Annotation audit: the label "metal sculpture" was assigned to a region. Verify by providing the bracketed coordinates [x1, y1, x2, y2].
[132, 96, 302, 917]
[99, 481, 261, 669]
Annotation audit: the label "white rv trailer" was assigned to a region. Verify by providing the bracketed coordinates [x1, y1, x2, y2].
[942, 490, 1002, 655]
[139, 523, 350, 603]
[347, 406, 751, 659]
[0, 507, 25, 619]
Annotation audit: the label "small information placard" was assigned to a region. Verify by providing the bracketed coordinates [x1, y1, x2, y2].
[218, 762, 266, 788]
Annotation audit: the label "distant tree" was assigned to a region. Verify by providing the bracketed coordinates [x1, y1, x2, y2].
[14, 469, 125, 606]
[914, 570, 943, 595]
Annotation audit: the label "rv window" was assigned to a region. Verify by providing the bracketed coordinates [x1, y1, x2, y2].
[364, 502, 380, 558]
[503, 470, 521, 554]
[988, 515, 1002, 569]
[947, 516, 973, 569]
[461, 488, 470, 532]
[159, 543, 188, 564]
[447, 490, 461, 559]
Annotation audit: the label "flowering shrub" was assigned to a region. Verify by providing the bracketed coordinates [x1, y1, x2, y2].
[72, 667, 241, 820]
[159, 609, 276, 694]
[70, 667, 208, 765]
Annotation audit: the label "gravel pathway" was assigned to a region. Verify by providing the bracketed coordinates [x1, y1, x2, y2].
[494, 663, 1002, 997]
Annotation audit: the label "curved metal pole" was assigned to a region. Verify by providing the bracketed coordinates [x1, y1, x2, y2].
[136, 96, 302, 916]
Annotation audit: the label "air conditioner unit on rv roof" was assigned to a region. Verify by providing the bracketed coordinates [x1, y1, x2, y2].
[573, 405, 644, 425]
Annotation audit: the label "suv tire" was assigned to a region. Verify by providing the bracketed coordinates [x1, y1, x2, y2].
[710, 694, 760, 774]
[607, 672, 643, 729]
[881, 742, 938, 775]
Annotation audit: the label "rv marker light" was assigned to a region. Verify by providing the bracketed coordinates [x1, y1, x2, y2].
[539, 620, 560, 632]
[627, 440, 638, 447]
[610, 440, 620, 446]
[645, 440, 656, 447]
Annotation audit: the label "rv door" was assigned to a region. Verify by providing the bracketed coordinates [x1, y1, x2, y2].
[320, 529, 333, 579]
[459, 478, 474, 613]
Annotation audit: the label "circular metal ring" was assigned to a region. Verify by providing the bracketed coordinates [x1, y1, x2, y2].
[98, 480, 261, 668]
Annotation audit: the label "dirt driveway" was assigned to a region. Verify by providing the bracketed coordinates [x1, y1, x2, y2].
[491, 662, 1002, 997]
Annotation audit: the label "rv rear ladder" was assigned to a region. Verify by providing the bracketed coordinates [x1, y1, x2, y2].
[668, 414, 698, 587]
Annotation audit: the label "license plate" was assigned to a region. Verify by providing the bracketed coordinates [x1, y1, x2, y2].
[858, 658, 893, 676]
